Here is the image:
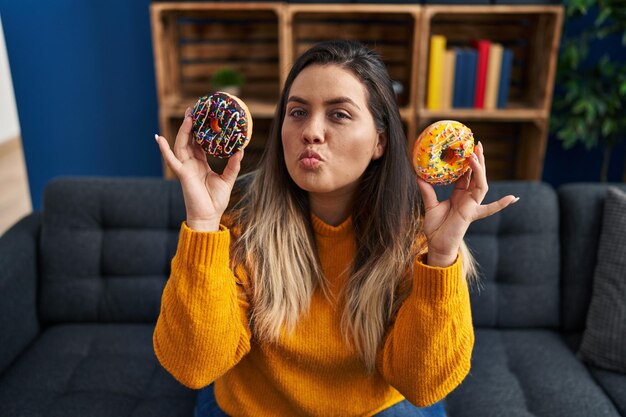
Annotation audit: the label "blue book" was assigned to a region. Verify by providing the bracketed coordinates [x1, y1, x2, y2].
[452, 48, 465, 108]
[464, 49, 477, 108]
[497, 48, 514, 109]
[452, 48, 476, 108]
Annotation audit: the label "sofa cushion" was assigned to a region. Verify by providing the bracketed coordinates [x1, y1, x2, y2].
[579, 187, 626, 373]
[444, 329, 621, 417]
[588, 367, 626, 416]
[0, 324, 195, 417]
[559, 183, 626, 332]
[40, 178, 186, 323]
[436, 182, 560, 328]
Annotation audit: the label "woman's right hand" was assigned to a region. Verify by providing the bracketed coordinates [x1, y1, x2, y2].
[155, 107, 244, 232]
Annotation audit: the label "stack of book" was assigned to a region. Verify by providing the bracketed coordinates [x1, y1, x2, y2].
[426, 35, 514, 111]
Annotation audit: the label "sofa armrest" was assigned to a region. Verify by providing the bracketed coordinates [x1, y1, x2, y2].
[0, 212, 41, 374]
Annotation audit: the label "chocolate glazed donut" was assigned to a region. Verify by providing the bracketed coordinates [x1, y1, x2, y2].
[191, 92, 253, 158]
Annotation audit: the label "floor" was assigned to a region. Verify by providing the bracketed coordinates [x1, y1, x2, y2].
[0, 136, 32, 235]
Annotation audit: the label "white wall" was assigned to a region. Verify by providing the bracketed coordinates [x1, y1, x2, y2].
[0, 15, 21, 144]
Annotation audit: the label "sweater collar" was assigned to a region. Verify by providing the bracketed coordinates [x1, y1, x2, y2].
[311, 212, 353, 238]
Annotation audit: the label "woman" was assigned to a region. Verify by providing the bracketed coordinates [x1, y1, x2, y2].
[153, 40, 517, 417]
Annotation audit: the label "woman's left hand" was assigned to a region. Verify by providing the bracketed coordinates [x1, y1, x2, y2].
[416, 141, 518, 267]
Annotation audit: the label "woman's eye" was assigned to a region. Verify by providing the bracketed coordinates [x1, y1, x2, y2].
[332, 111, 350, 120]
[289, 109, 306, 118]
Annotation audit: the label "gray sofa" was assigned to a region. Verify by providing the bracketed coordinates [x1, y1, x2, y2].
[0, 177, 624, 417]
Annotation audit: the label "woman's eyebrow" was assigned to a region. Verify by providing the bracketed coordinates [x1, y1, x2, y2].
[287, 96, 308, 105]
[287, 95, 361, 110]
[325, 97, 361, 110]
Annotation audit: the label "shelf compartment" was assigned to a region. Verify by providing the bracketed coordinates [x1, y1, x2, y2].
[152, 4, 282, 105]
[412, 119, 547, 180]
[420, 5, 563, 113]
[289, 6, 421, 108]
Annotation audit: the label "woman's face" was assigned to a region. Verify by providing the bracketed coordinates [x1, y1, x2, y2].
[282, 64, 385, 197]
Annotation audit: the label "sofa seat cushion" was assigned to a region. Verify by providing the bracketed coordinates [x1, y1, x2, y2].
[445, 329, 620, 417]
[589, 367, 626, 416]
[437, 182, 560, 328]
[0, 324, 195, 417]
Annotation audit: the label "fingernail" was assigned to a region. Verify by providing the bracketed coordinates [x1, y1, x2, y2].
[472, 153, 478, 161]
[513, 196, 520, 203]
[478, 141, 482, 148]
[154, 134, 159, 142]
[184, 107, 192, 118]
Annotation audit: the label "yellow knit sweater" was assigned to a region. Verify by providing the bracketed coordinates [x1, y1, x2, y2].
[153, 214, 474, 417]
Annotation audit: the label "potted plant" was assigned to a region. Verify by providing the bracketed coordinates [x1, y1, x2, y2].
[550, 0, 626, 182]
[212, 67, 245, 96]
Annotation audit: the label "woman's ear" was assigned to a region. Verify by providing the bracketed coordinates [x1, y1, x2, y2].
[372, 132, 387, 160]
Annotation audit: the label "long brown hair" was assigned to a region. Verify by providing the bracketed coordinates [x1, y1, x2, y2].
[231, 40, 476, 371]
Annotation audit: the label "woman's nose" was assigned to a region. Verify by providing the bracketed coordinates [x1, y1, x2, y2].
[302, 116, 325, 144]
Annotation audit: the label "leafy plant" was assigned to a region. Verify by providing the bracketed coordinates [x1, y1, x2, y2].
[212, 68, 245, 88]
[551, 0, 626, 182]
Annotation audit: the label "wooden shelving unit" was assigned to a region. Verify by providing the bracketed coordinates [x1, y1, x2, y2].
[151, 2, 563, 180]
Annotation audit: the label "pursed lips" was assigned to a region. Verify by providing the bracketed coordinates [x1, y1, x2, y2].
[298, 149, 323, 169]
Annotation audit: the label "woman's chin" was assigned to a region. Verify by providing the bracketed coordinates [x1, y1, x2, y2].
[291, 174, 333, 194]
[295, 181, 330, 194]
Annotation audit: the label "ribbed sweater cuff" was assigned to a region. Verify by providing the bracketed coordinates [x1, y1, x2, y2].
[412, 252, 464, 301]
[175, 221, 231, 267]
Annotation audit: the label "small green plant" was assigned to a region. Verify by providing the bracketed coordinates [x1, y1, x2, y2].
[212, 68, 245, 88]
[551, 0, 626, 182]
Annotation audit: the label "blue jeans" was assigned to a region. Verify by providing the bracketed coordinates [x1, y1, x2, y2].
[194, 384, 447, 417]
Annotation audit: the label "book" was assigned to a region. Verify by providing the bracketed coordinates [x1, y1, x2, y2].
[452, 48, 465, 108]
[426, 35, 447, 110]
[497, 48, 514, 109]
[441, 49, 456, 110]
[465, 49, 478, 108]
[484, 42, 503, 110]
[452, 48, 477, 108]
[472, 39, 491, 109]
